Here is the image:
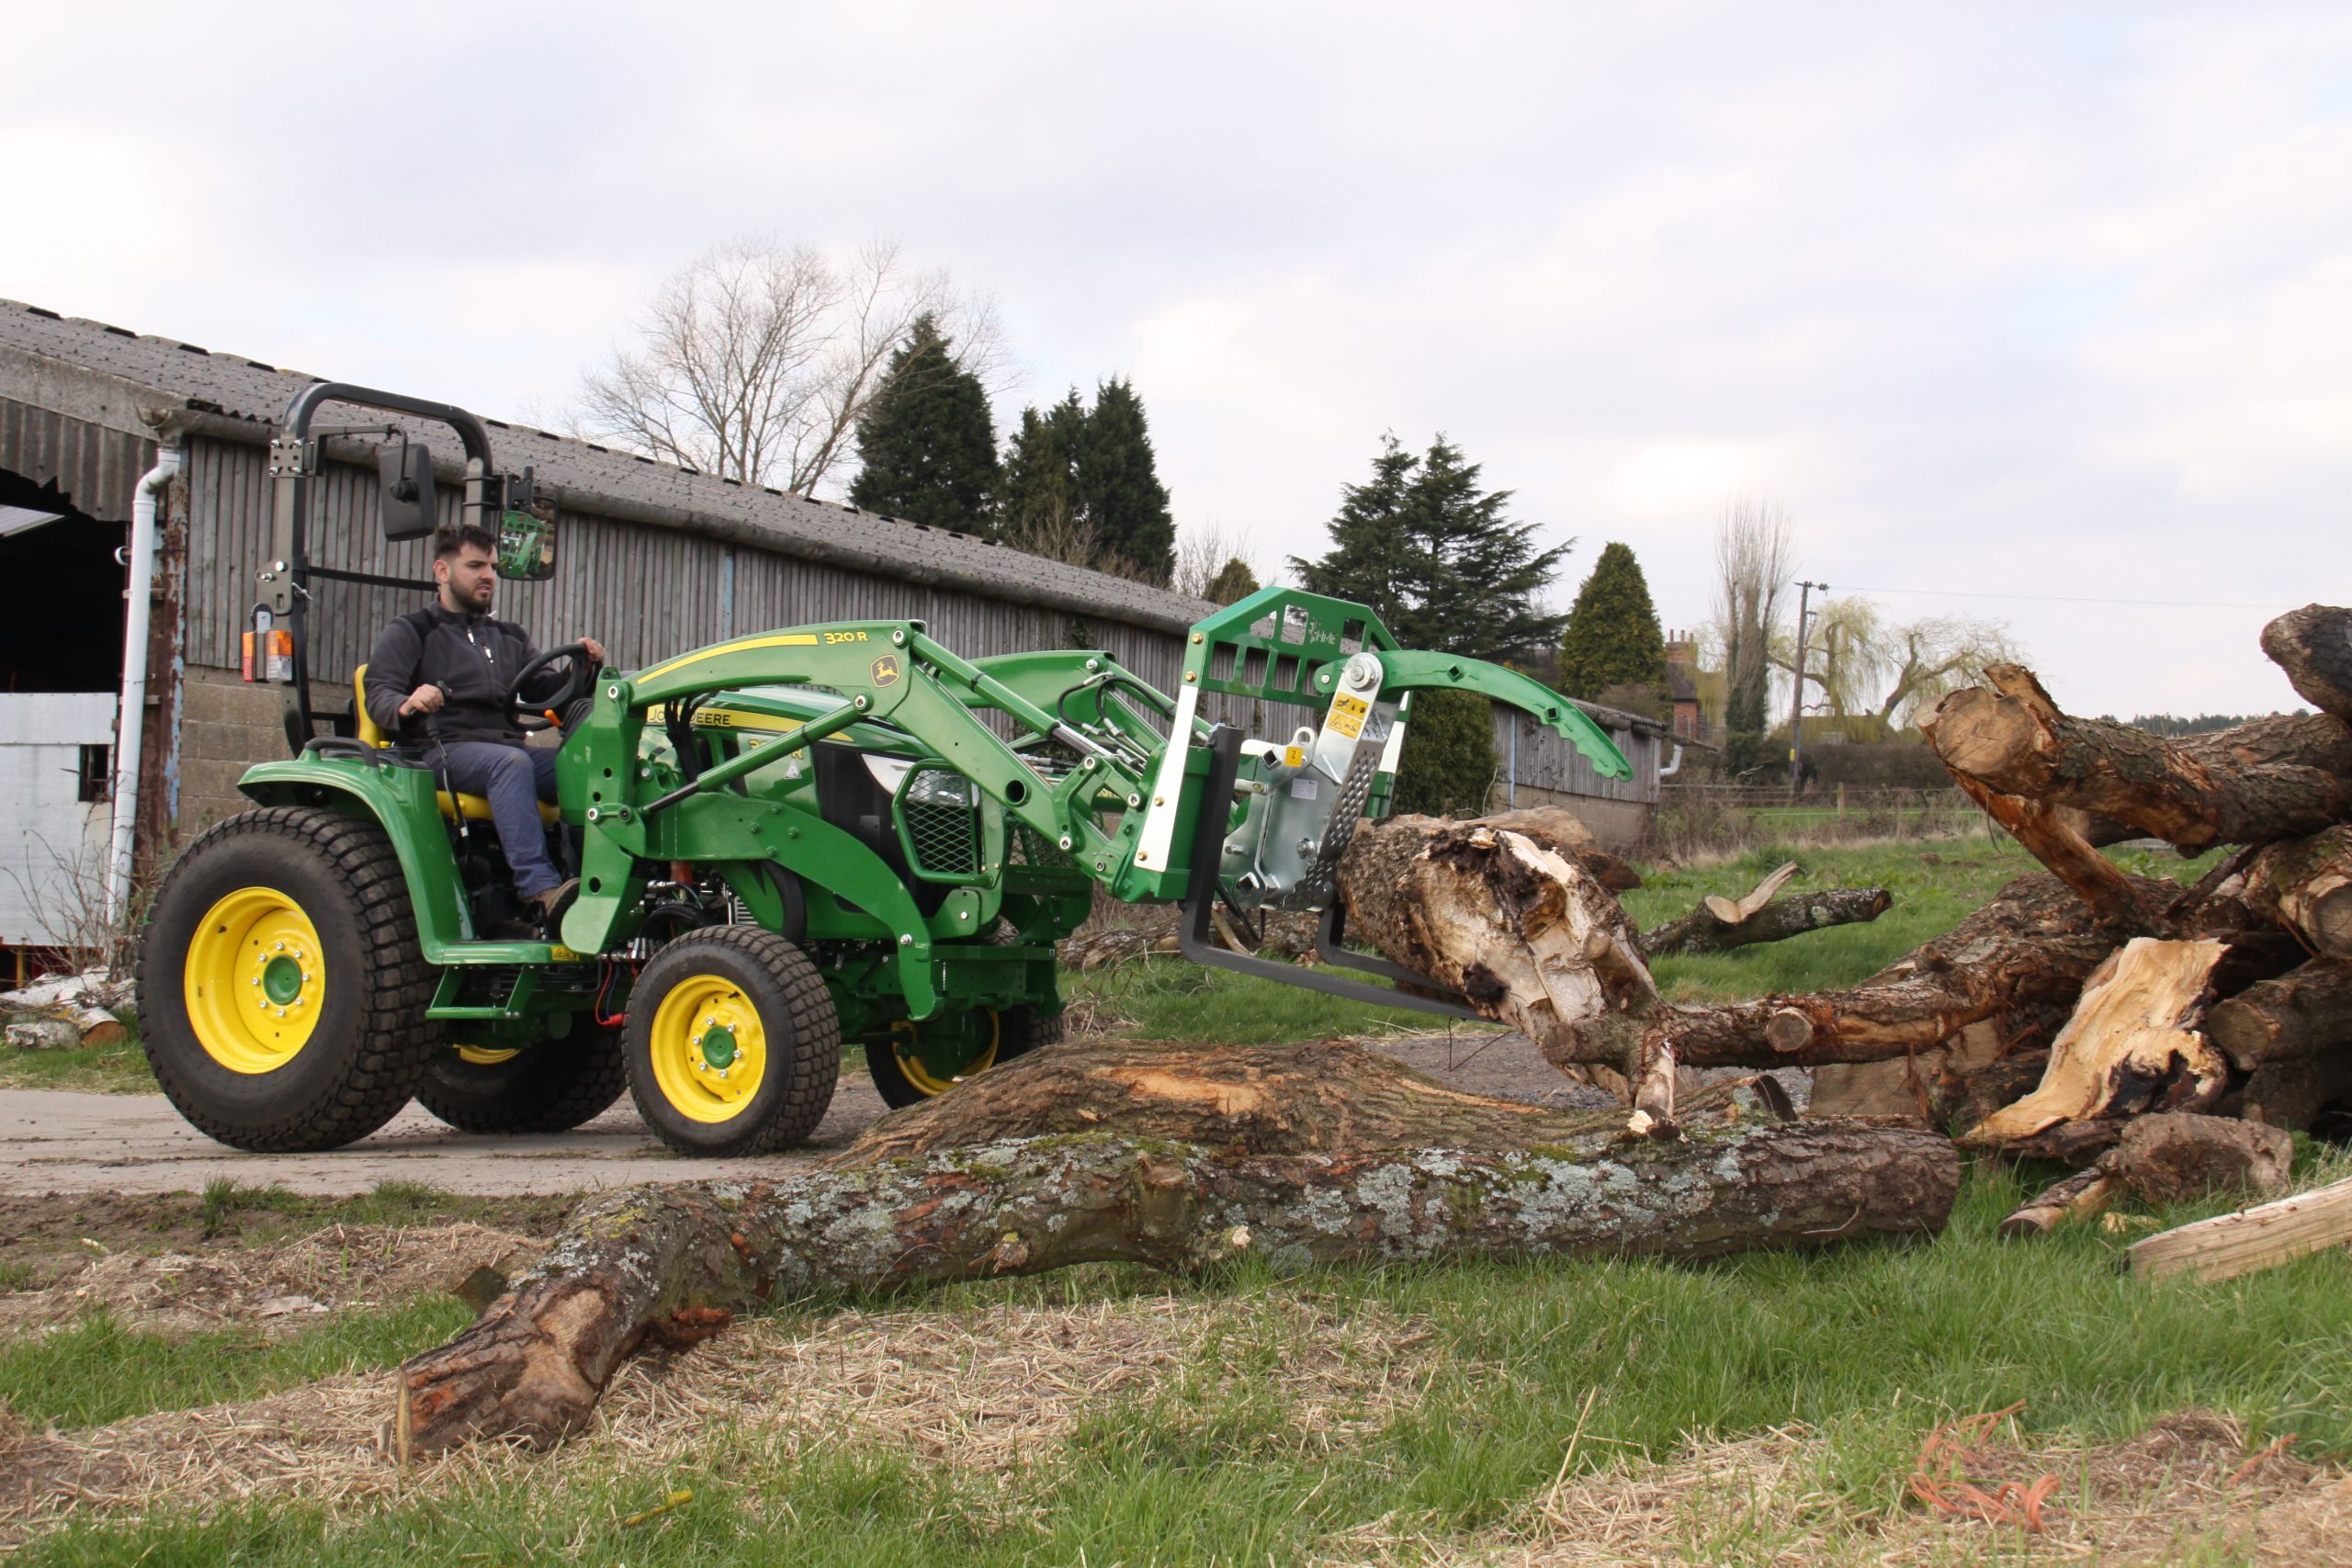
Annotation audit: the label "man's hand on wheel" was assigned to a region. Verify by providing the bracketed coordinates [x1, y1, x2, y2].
[580, 637, 606, 665]
[401, 683, 446, 717]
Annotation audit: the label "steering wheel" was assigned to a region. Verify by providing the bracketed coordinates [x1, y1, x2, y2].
[507, 642, 600, 731]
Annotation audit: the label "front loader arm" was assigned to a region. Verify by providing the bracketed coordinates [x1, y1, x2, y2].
[1374, 649, 1632, 780]
[555, 623, 1161, 978]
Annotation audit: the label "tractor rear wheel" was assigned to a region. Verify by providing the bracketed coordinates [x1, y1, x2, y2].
[137, 807, 439, 1152]
[624, 926, 840, 1156]
[866, 1003, 1063, 1109]
[415, 1024, 628, 1135]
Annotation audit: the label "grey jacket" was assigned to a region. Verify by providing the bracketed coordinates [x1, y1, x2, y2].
[364, 604, 558, 746]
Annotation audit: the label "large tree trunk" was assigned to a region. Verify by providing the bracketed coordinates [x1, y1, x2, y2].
[2261, 604, 2352, 723]
[395, 1043, 1957, 1459]
[1537, 873, 2128, 1076]
[1334, 813, 1657, 1039]
[1922, 664, 2352, 852]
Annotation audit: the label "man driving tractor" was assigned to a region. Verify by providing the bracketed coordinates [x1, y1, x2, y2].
[363, 522, 605, 927]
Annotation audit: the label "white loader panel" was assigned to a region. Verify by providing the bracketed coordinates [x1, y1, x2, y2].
[0, 693, 117, 948]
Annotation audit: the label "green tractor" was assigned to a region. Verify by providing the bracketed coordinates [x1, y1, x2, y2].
[139, 385, 1632, 1156]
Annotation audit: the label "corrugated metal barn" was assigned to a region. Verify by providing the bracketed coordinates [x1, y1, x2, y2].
[0, 299, 1663, 941]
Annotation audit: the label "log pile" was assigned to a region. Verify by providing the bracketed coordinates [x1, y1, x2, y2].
[0, 969, 130, 1050]
[1351, 604, 2352, 1176]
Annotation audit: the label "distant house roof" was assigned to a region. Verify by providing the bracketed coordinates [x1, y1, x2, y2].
[0, 299, 1216, 636]
[1667, 663, 1699, 703]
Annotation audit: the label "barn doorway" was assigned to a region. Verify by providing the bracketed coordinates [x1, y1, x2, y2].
[0, 469, 126, 694]
[0, 468, 128, 954]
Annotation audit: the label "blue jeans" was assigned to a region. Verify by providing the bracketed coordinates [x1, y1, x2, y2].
[439, 742, 563, 899]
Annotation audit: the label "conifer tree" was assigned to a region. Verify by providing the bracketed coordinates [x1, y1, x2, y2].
[1201, 557, 1259, 605]
[1392, 688, 1498, 818]
[1555, 542, 1670, 704]
[1074, 378, 1175, 583]
[996, 391, 1087, 558]
[848, 314, 1001, 534]
[1292, 434, 1571, 664]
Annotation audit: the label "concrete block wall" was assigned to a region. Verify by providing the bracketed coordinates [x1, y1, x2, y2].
[176, 668, 354, 832]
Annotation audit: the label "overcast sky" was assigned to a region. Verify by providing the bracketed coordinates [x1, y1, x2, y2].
[10, 3, 2350, 718]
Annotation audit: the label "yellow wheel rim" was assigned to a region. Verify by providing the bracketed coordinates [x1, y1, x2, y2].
[454, 1044, 521, 1066]
[648, 975, 768, 1123]
[183, 886, 328, 1075]
[890, 1012, 999, 1098]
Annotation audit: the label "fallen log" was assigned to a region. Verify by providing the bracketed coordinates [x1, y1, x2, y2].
[1543, 873, 2127, 1077]
[1922, 664, 2352, 852]
[1943, 772, 2155, 929]
[2098, 1112, 2291, 1207]
[2244, 825, 2352, 960]
[2201, 960, 2352, 1070]
[394, 1042, 1958, 1458]
[1642, 883, 1893, 958]
[1962, 938, 2231, 1149]
[2236, 1055, 2352, 1134]
[1335, 813, 1657, 1045]
[1474, 807, 1645, 893]
[2260, 604, 2352, 723]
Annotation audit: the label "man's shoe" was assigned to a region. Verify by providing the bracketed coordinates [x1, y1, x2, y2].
[531, 878, 582, 931]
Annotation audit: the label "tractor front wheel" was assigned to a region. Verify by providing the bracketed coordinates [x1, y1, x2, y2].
[623, 927, 840, 1156]
[865, 1004, 1062, 1109]
[415, 1024, 628, 1135]
[137, 807, 440, 1152]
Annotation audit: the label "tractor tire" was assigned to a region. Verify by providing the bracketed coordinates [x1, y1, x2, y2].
[137, 807, 440, 1153]
[624, 926, 841, 1156]
[865, 1002, 1063, 1110]
[414, 1024, 628, 1135]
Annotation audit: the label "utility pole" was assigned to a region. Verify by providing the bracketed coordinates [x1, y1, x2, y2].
[1790, 581, 1828, 793]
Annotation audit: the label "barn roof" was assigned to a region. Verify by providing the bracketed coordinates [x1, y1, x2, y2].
[0, 298, 1216, 635]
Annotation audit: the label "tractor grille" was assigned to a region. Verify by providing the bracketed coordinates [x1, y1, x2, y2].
[901, 767, 982, 878]
[1008, 821, 1079, 871]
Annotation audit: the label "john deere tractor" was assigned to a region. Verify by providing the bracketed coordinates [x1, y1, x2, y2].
[139, 385, 1631, 1156]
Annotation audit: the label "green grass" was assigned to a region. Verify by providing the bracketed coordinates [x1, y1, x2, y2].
[23, 1153, 2352, 1564]
[0, 1015, 155, 1093]
[1067, 956, 1438, 1043]
[0, 1295, 474, 1430]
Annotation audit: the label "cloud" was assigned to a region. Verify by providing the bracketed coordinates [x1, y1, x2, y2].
[5, 1, 2349, 716]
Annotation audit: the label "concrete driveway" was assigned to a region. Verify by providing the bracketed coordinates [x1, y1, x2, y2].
[0, 1029, 1598, 1196]
[0, 1080, 890, 1196]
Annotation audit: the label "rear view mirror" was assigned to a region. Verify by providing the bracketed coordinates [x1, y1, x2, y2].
[496, 503, 558, 581]
[377, 441, 437, 541]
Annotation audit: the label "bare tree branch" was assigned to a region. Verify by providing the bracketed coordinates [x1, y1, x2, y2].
[573, 237, 1006, 497]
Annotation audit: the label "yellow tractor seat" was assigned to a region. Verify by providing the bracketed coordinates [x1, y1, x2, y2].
[352, 666, 559, 825]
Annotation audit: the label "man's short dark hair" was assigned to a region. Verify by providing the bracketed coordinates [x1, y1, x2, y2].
[434, 524, 499, 562]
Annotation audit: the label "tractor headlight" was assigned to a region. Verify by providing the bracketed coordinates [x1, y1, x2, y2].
[902, 767, 975, 809]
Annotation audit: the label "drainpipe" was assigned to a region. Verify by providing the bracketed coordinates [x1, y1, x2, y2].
[1657, 743, 1685, 780]
[107, 445, 185, 925]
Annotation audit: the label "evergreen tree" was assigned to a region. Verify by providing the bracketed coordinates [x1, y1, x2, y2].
[1555, 542, 1669, 703]
[1392, 688, 1498, 818]
[1073, 377, 1175, 583]
[996, 392, 1087, 558]
[1291, 434, 1418, 632]
[848, 314, 1001, 534]
[1201, 557, 1259, 605]
[1292, 434, 1571, 664]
